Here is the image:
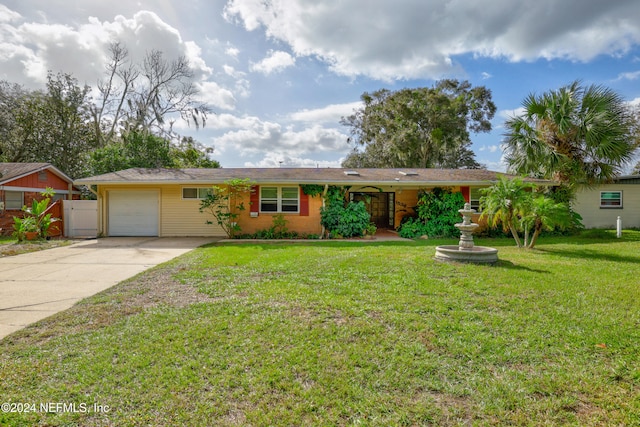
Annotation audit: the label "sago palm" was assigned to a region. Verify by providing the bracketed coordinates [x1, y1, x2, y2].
[503, 81, 637, 186]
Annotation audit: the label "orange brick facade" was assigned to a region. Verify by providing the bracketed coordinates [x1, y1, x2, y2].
[235, 187, 325, 235]
[233, 185, 477, 236]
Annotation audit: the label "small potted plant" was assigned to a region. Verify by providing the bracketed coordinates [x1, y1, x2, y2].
[11, 188, 60, 242]
[12, 216, 39, 242]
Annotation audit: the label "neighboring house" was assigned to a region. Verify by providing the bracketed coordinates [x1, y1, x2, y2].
[0, 163, 81, 236]
[572, 175, 640, 229]
[74, 167, 550, 237]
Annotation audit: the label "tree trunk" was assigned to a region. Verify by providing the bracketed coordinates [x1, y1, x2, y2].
[528, 221, 543, 249]
[508, 223, 522, 247]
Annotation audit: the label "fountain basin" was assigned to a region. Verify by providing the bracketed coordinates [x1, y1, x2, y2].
[434, 245, 498, 264]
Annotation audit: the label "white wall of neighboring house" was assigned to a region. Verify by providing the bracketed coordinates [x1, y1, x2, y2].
[573, 181, 640, 229]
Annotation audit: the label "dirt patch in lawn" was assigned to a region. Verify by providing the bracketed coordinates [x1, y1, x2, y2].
[5, 264, 214, 346]
[0, 239, 73, 257]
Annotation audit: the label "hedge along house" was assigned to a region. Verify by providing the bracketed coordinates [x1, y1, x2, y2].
[74, 167, 548, 238]
[0, 163, 81, 236]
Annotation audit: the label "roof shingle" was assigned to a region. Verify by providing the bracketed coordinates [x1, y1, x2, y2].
[74, 167, 553, 186]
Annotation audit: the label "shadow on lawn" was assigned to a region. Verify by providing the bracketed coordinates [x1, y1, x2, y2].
[536, 247, 640, 265]
[494, 259, 551, 274]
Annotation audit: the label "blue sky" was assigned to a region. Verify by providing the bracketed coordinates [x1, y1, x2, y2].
[1, 0, 639, 171]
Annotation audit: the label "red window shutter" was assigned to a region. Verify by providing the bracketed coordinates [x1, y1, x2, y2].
[250, 185, 259, 213]
[461, 186, 470, 203]
[300, 187, 309, 216]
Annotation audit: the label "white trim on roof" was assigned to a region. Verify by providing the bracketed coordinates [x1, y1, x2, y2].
[0, 185, 81, 194]
[0, 163, 74, 186]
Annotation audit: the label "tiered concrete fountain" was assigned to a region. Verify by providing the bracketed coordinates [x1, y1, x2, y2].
[434, 203, 498, 264]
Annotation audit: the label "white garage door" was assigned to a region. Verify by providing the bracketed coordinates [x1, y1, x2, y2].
[108, 191, 159, 236]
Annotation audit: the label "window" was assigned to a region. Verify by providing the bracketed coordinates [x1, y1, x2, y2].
[260, 186, 299, 213]
[600, 191, 622, 208]
[182, 187, 213, 200]
[470, 188, 482, 211]
[5, 191, 24, 210]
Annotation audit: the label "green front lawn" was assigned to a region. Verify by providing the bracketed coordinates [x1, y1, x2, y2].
[1, 232, 639, 426]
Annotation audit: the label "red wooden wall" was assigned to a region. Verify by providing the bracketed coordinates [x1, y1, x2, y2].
[5, 169, 70, 191]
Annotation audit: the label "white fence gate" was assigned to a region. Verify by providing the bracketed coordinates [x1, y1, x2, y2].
[63, 200, 98, 238]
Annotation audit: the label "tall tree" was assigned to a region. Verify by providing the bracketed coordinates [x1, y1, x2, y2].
[503, 81, 639, 187]
[90, 42, 210, 146]
[89, 131, 177, 175]
[89, 131, 220, 175]
[0, 73, 97, 178]
[0, 81, 28, 158]
[341, 80, 496, 169]
[630, 104, 640, 175]
[172, 137, 221, 168]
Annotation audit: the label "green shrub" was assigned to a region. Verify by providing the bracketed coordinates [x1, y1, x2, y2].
[320, 186, 371, 238]
[397, 188, 465, 238]
[12, 188, 59, 241]
[397, 217, 430, 238]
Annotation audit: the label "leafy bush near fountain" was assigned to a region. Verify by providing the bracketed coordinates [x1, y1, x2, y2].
[320, 186, 370, 238]
[398, 188, 466, 238]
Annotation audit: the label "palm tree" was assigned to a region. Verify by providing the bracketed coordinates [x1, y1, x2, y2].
[479, 176, 532, 247]
[504, 81, 638, 187]
[521, 196, 572, 249]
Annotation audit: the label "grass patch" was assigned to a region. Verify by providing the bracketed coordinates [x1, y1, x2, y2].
[1, 232, 639, 426]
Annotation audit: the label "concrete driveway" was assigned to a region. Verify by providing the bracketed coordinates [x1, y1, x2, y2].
[0, 237, 216, 340]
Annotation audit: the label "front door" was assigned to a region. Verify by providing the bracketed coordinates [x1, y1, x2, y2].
[352, 192, 392, 229]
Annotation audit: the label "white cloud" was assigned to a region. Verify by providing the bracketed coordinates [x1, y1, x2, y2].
[628, 97, 640, 107]
[225, 47, 240, 58]
[214, 119, 349, 157]
[290, 101, 362, 124]
[0, 8, 213, 88]
[0, 4, 21, 22]
[481, 72, 492, 80]
[499, 107, 526, 120]
[224, 0, 640, 81]
[483, 159, 508, 173]
[479, 145, 499, 153]
[250, 49, 295, 75]
[207, 113, 265, 130]
[244, 152, 342, 168]
[195, 81, 236, 110]
[616, 70, 640, 81]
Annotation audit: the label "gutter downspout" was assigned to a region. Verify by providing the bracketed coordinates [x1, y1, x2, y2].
[85, 185, 98, 198]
